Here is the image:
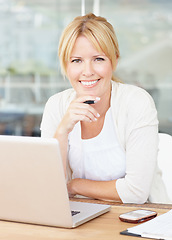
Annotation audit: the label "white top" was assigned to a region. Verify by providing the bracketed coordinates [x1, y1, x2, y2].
[40, 81, 170, 204]
[68, 107, 126, 181]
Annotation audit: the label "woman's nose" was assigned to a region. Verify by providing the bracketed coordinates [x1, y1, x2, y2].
[82, 62, 94, 77]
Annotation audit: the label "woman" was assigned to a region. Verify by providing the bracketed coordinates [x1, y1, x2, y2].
[40, 13, 168, 203]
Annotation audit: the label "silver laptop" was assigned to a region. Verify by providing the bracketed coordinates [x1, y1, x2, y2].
[0, 135, 110, 228]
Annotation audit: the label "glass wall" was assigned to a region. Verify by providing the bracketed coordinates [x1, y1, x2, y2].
[0, 0, 172, 136]
[101, 0, 172, 135]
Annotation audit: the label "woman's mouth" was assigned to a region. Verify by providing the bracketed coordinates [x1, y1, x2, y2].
[80, 79, 100, 87]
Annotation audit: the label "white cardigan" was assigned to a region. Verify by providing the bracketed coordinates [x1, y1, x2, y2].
[40, 81, 170, 204]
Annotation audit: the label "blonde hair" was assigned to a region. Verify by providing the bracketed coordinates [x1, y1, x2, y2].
[58, 13, 120, 81]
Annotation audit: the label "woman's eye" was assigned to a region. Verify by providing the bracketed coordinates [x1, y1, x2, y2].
[95, 57, 105, 61]
[71, 59, 81, 63]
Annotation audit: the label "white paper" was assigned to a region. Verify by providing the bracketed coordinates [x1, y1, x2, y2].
[127, 209, 172, 239]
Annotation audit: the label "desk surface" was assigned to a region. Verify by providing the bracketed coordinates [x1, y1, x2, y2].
[0, 199, 172, 240]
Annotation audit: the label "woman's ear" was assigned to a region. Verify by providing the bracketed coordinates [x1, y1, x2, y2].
[113, 55, 118, 71]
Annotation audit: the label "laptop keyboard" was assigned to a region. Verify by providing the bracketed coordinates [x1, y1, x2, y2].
[71, 210, 80, 216]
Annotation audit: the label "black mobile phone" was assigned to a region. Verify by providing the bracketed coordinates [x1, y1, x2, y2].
[83, 100, 95, 104]
[119, 209, 157, 223]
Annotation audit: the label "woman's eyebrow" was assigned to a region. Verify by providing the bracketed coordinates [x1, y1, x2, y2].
[70, 56, 81, 58]
[70, 54, 105, 57]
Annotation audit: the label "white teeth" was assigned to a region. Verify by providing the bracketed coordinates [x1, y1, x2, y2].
[81, 80, 98, 86]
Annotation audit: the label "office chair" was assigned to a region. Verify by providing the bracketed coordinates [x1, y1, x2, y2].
[158, 133, 172, 201]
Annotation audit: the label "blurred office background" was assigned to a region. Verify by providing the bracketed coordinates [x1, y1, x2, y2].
[0, 0, 172, 136]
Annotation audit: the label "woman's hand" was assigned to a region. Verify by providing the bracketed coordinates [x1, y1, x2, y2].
[56, 96, 100, 137]
[53, 96, 100, 176]
[67, 178, 122, 202]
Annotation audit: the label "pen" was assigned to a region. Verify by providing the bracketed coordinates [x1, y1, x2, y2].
[83, 100, 95, 104]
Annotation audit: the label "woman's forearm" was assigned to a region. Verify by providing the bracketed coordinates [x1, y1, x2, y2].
[54, 127, 68, 177]
[67, 178, 122, 202]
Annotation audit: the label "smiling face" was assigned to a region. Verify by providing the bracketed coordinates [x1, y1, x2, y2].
[66, 35, 117, 100]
